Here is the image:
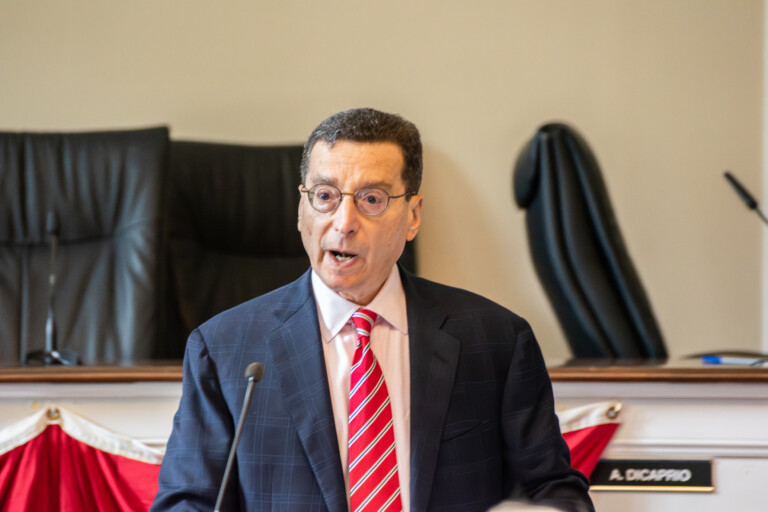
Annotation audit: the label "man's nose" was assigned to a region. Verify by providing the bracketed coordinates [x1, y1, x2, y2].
[332, 194, 361, 234]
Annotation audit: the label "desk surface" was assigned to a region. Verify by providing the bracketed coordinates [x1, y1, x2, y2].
[547, 358, 768, 382]
[1, 359, 768, 383]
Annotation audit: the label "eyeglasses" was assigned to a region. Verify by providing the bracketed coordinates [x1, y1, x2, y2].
[300, 183, 412, 216]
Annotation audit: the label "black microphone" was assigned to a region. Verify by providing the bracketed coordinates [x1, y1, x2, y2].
[26, 211, 80, 366]
[724, 171, 768, 226]
[214, 362, 265, 512]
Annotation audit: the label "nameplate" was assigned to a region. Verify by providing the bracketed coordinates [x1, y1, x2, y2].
[589, 459, 713, 492]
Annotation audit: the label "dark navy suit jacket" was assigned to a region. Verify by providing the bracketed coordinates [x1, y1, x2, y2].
[151, 268, 592, 511]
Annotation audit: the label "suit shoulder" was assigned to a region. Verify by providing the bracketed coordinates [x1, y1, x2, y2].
[406, 273, 529, 327]
[196, 273, 312, 338]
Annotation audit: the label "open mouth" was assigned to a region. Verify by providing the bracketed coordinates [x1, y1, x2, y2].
[331, 250, 356, 262]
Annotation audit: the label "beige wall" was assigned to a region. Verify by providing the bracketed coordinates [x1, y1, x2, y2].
[0, 0, 763, 359]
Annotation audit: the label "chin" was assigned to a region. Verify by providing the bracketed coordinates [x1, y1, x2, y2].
[330, 281, 370, 304]
[322, 276, 358, 296]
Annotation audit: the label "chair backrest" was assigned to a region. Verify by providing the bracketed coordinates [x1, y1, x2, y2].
[162, 141, 308, 356]
[0, 127, 169, 364]
[513, 123, 666, 358]
[163, 140, 419, 357]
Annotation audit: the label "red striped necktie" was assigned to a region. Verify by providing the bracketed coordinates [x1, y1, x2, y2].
[348, 308, 403, 512]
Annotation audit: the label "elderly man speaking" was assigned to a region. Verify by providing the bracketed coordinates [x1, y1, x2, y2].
[151, 108, 593, 512]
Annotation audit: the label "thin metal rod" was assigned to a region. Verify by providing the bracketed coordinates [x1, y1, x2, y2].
[214, 377, 257, 511]
[44, 231, 57, 353]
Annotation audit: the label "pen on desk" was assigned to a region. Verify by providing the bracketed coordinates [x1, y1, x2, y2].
[701, 355, 768, 366]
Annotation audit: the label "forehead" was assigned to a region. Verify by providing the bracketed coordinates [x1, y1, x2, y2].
[306, 140, 405, 188]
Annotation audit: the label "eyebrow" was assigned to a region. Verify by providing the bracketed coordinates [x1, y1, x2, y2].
[308, 176, 396, 192]
[307, 174, 338, 187]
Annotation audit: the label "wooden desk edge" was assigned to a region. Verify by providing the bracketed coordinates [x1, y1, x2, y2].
[548, 365, 768, 382]
[0, 365, 183, 383]
[1, 364, 767, 384]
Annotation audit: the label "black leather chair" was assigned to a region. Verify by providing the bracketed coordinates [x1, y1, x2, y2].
[163, 141, 418, 357]
[162, 141, 309, 357]
[0, 127, 170, 364]
[1, 132, 419, 363]
[513, 123, 667, 358]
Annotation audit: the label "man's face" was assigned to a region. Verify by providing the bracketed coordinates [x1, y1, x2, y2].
[298, 140, 422, 305]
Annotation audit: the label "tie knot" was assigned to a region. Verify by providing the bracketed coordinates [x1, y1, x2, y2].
[351, 308, 377, 338]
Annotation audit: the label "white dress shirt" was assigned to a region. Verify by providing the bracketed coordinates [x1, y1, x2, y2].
[312, 265, 411, 511]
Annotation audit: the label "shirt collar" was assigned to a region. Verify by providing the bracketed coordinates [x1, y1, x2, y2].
[311, 265, 408, 342]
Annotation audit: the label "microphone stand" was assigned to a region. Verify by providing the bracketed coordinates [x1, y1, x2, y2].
[214, 362, 264, 512]
[26, 211, 80, 366]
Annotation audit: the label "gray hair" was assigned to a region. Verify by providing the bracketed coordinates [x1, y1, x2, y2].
[300, 108, 423, 194]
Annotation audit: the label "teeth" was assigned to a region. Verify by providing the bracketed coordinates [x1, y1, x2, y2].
[334, 253, 353, 262]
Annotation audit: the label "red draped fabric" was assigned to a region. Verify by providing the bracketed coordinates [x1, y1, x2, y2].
[0, 400, 620, 510]
[0, 406, 162, 512]
[558, 401, 622, 478]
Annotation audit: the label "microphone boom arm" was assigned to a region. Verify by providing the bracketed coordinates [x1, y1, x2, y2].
[724, 171, 768, 228]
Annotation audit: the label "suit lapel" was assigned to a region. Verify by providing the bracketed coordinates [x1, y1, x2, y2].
[264, 270, 461, 512]
[404, 272, 461, 512]
[265, 274, 348, 512]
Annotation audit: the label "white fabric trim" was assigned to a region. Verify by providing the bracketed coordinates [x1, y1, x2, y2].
[57, 404, 165, 464]
[0, 407, 49, 456]
[557, 401, 622, 433]
[0, 404, 164, 464]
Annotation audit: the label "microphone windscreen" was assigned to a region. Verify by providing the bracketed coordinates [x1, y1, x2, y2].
[245, 362, 264, 382]
[724, 171, 758, 210]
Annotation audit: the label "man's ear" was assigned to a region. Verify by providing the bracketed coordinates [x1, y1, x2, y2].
[406, 194, 423, 242]
[297, 185, 304, 231]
